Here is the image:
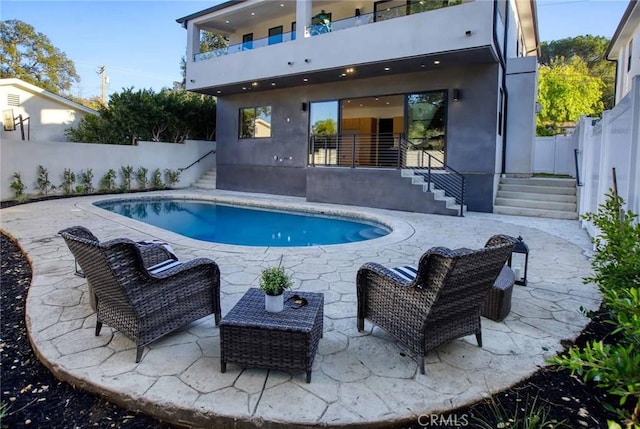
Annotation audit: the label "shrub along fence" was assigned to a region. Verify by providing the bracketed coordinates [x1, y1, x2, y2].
[1, 139, 216, 202]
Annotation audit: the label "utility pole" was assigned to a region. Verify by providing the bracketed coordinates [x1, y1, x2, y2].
[97, 66, 108, 106]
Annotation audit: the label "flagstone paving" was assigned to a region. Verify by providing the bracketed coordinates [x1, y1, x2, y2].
[0, 190, 599, 428]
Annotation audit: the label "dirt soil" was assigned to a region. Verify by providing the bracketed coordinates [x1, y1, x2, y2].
[0, 232, 621, 428]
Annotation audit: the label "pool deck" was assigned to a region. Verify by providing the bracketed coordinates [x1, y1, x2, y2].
[0, 189, 599, 428]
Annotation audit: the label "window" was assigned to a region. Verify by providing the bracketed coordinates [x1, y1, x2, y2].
[628, 39, 633, 72]
[498, 88, 504, 136]
[406, 91, 447, 152]
[268, 26, 283, 45]
[291, 22, 296, 41]
[239, 106, 271, 138]
[242, 33, 253, 50]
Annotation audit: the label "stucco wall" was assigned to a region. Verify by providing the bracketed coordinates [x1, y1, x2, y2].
[215, 63, 500, 212]
[1, 139, 215, 201]
[504, 56, 538, 176]
[0, 85, 92, 142]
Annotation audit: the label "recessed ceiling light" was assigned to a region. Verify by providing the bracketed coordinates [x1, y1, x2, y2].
[384, 67, 390, 71]
[280, 3, 284, 6]
[242, 87, 247, 90]
[346, 67, 354, 73]
[251, 12, 255, 16]
[346, 100, 351, 103]
[303, 78, 308, 82]
[434, 60, 440, 65]
[421, 64, 426, 68]
[251, 82, 258, 87]
[359, 104, 363, 107]
[375, 98, 379, 101]
[271, 82, 276, 86]
[386, 101, 390, 105]
[216, 90, 221, 94]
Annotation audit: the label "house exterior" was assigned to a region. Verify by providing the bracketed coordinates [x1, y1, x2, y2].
[178, 0, 539, 213]
[606, 0, 640, 105]
[0, 78, 97, 142]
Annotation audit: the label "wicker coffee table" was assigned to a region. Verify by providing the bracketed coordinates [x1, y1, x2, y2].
[220, 288, 324, 383]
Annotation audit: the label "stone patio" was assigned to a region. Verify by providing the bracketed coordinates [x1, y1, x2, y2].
[0, 189, 599, 428]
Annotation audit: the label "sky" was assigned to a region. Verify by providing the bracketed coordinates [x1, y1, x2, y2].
[0, 0, 632, 100]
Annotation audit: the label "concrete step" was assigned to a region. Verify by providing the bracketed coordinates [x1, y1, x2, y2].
[493, 205, 578, 220]
[499, 184, 576, 195]
[192, 182, 216, 190]
[495, 197, 576, 212]
[496, 191, 576, 203]
[501, 177, 576, 188]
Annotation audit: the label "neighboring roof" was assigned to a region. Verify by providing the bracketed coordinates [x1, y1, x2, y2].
[0, 78, 98, 115]
[176, 0, 246, 27]
[606, 0, 640, 59]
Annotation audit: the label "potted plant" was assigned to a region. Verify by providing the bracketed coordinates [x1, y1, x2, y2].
[260, 265, 292, 313]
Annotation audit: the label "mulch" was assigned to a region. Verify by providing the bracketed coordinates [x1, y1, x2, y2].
[0, 230, 621, 429]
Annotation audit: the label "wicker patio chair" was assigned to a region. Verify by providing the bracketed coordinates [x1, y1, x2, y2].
[59, 226, 221, 363]
[356, 234, 517, 374]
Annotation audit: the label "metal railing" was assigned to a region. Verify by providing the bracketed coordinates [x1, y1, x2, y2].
[179, 149, 216, 172]
[308, 134, 465, 216]
[573, 148, 582, 186]
[400, 138, 465, 216]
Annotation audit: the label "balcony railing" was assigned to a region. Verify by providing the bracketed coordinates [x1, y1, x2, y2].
[193, 0, 462, 62]
[309, 133, 465, 215]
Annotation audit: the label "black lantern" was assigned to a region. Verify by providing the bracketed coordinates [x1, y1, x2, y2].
[508, 236, 529, 286]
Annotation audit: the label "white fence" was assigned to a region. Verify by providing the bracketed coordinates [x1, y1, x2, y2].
[533, 135, 577, 176]
[574, 75, 640, 237]
[1, 139, 216, 202]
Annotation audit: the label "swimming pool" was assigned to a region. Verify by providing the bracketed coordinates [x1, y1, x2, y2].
[94, 199, 391, 247]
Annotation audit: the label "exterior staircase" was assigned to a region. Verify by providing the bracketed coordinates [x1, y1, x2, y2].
[494, 177, 577, 219]
[192, 168, 216, 190]
[401, 169, 466, 216]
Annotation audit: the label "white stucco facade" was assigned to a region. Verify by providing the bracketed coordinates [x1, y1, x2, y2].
[0, 78, 98, 142]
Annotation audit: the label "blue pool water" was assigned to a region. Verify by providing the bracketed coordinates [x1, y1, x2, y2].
[95, 199, 391, 246]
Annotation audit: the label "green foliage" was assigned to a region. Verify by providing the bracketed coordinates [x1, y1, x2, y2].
[473, 394, 569, 429]
[35, 165, 55, 195]
[99, 169, 117, 192]
[0, 19, 79, 94]
[120, 165, 133, 192]
[552, 191, 640, 427]
[259, 266, 293, 296]
[66, 88, 217, 144]
[312, 119, 337, 136]
[135, 166, 148, 190]
[540, 35, 615, 110]
[537, 56, 604, 135]
[10, 172, 26, 199]
[60, 168, 76, 195]
[151, 168, 164, 190]
[79, 169, 94, 194]
[164, 169, 181, 188]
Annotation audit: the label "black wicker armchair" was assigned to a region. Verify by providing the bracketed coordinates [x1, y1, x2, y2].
[357, 234, 517, 374]
[59, 226, 221, 363]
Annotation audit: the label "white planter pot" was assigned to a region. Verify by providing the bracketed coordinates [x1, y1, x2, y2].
[265, 293, 284, 313]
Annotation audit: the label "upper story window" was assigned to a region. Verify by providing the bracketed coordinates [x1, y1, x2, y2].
[239, 106, 271, 138]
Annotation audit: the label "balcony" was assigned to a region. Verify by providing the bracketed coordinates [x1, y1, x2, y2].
[194, 1, 465, 62]
[185, 0, 495, 94]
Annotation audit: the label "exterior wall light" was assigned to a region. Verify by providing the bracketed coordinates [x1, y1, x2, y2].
[452, 89, 461, 101]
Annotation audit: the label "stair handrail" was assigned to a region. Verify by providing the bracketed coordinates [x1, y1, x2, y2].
[573, 148, 582, 186]
[400, 137, 465, 216]
[179, 149, 216, 172]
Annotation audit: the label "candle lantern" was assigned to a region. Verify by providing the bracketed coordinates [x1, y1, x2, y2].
[508, 236, 529, 286]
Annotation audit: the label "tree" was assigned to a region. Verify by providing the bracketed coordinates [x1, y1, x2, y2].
[540, 35, 615, 110]
[0, 19, 79, 94]
[66, 88, 216, 144]
[537, 56, 604, 135]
